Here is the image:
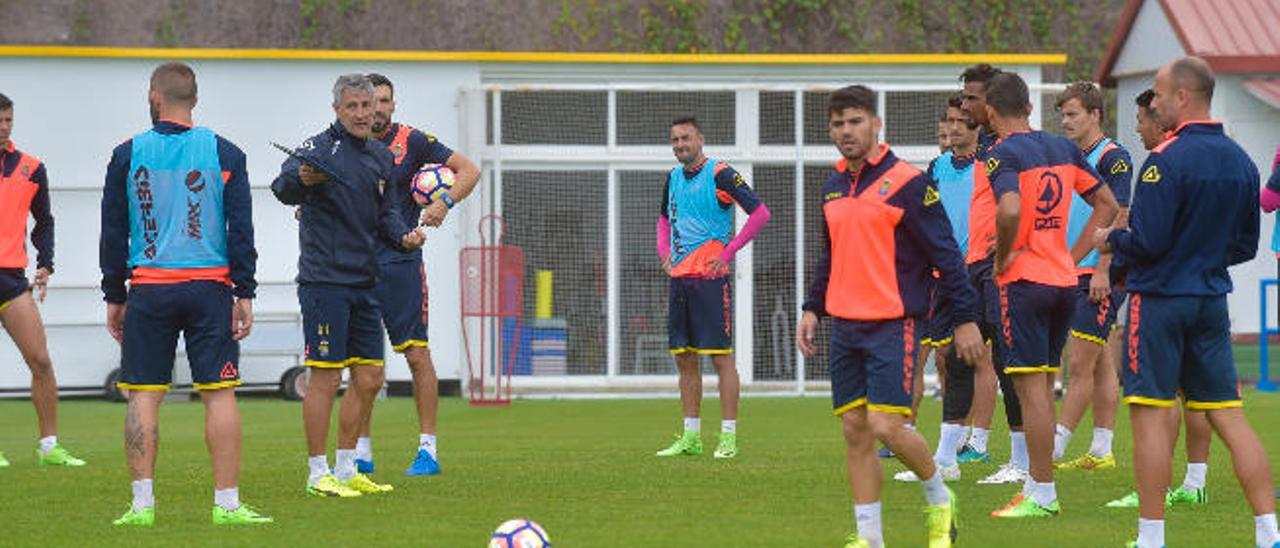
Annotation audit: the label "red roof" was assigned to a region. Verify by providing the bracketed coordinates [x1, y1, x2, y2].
[1095, 0, 1280, 86]
[1245, 78, 1280, 110]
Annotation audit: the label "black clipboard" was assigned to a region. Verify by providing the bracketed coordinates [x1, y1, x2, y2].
[271, 141, 352, 189]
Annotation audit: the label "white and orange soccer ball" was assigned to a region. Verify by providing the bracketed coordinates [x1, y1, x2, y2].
[488, 519, 551, 548]
[411, 163, 455, 207]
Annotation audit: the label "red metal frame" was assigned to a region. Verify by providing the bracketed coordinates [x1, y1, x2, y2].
[460, 214, 524, 406]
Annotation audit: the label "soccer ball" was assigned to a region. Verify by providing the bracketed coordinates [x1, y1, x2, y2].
[488, 519, 551, 548]
[411, 163, 455, 207]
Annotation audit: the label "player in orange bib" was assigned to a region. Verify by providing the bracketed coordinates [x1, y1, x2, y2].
[983, 72, 1119, 518]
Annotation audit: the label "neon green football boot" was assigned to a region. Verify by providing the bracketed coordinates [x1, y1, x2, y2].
[1055, 452, 1115, 471]
[37, 445, 86, 467]
[713, 432, 737, 459]
[655, 430, 702, 457]
[306, 473, 362, 497]
[926, 486, 958, 547]
[1104, 490, 1139, 508]
[212, 504, 274, 525]
[1166, 486, 1207, 506]
[992, 495, 1059, 518]
[112, 506, 155, 527]
[342, 473, 394, 494]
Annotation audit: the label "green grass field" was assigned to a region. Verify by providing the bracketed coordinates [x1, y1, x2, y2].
[2, 391, 1279, 547]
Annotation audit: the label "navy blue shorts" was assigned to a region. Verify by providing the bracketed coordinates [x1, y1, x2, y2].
[968, 259, 1001, 332]
[1122, 294, 1240, 410]
[830, 317, 920, 417]
[119, 281, 239, 391]
[376, 260, 429, 353]
[999, 281, 1074, 374]
[0, 269, 28, 312]
[1068, 274, 1124, 346]
[299, 283, 385, 368]
[668, 276, 732, 354]
[927, 292, 955, 347]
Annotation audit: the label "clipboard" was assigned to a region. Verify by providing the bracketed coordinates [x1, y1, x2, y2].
[271, 141, 352, 188]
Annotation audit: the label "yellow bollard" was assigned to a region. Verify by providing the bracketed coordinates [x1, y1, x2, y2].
[535, 270, 553, 319]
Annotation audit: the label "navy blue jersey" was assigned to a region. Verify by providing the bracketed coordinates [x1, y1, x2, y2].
[1107, 122, 1259, 296]
[379, 122, 454, 265]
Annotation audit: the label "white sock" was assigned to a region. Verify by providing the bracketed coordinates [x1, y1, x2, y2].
[420, 433, 438, 459]
[969, 428, 990, 454]
[722, 419, 736, 434]
[131, 479, 154, 512]
[1053, 424, 1072, 461]
[683, 417, 701, 432]
[1089, 427, 1114, 458]
[934, 423, 965, 468]
[307, 455, 330, 485]
[1182, 462, 1207, 491]
[355, 437, 372, 461]
[214, 487, 240, 511]
[1256, 513, 1279, 547]
[921, 471, 951, 506]
[1010, 432, 1029, 471]
[38, 435, 57, 454]
[1031, 480, 1057, 507]
[1137, 518, 1164, 548]
[334, 449, 357, 481]
[853, 502, 884, 548]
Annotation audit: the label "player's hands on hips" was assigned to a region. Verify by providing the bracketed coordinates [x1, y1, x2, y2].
[1088, 270, 1110, 304]
[106, 302, 126, 343]
[707, 256, 731, 278]
[796, 311, 820, 357]
[298, 164, 327, 186]
[420, 201, 448, 227]
[1093, 227, 1114, 253]
[401, 228, 426, 250]
[31, 267, 50, 303]
[232, 298, 254, 341]
[953, 321, 986, 365]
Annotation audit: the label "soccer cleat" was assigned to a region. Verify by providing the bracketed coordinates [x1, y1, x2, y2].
[655, 431, 702, 457]
[956, 446, 991, 464]
[307, 474, 362, 498]
[878, 446, 895, 459]
[713, 432, 737, 459]
[992, 495, 1059, 518]
[0, 451, 9, 468]
[404, 448, 441, 476]
[895, 463, 960, 483]
[355, 458, 375, 474]
[977, 463, 1027, 484]
[1166, 486, 1207, 506]
[925, 486, 958, 548]
[37, 445, 86, 467]
[343, 473, 394, 494]
[212, 504, 274, 525]
[1104, 490, 1139, 508]
[1055, 452, 1116, 471]
[112, 506, 155, 527]
[842, 534, 872, 548]
[990, 493, 1023, 517]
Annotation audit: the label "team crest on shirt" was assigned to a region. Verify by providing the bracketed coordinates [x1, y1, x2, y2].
[20, 165, 29, 177]
[1033, 171, 1064, 230]
[1111, 159, 1129, 174]
[1142, 165, 1161, 183]
[986, 158, 1000, 173]
[923, 186, 940, 206]
[391, 142, 405, 161]
[878, 179, 892, 195]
